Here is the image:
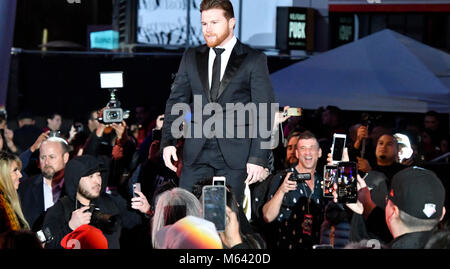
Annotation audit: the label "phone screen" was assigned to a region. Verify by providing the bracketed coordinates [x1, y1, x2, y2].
[337, 162, 357, 203]
[287, 107, 302, 116]
[332, 136, 346, 161]
[202, 185, 226, 232]
[323, 165, 338, 198]
[133, 183, 141, 198]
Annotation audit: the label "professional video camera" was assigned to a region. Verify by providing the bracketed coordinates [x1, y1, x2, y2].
[360, 113, 382, 130]
[98, 71, 130, 124]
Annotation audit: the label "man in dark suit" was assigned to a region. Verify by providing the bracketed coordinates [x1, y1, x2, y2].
[18, 137, 69, 231]
[161, 0, 275, 203]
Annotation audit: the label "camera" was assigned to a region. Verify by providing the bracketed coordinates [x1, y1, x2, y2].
[86, 204, 119, 234]
[286, 167, 311, 182]
[98, 71, 130, 124]
[360, 113, 382, 129]
[74, 122, 83, 133]
[36, 227, 53, 244]
[48, 130, 62, 138]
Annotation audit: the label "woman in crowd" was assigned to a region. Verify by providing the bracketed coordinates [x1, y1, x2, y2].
[151, 187, 202, 248]
[0, 151, 30, 232]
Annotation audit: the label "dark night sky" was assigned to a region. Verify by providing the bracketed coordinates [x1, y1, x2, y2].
[13, 0, 113, 50]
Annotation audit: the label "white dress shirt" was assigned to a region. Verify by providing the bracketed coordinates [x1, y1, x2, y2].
[43, 179, 54, 211]
[208, 35, 237, 89]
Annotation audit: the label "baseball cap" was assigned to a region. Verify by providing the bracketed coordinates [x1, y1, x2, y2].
[388, 167, 445, 220]
[154, 216, 223, 249]
[61, 224, 108, 249]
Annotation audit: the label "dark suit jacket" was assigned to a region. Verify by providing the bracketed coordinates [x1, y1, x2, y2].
[18, 175, 44, 231]
[161, 40, 275, 170]
[18, 175, 66, 231]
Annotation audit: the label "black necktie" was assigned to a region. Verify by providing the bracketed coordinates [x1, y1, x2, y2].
[210, 48, 225, 102]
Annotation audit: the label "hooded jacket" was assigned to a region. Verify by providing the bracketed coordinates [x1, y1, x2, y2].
[41, 155, 142, 249]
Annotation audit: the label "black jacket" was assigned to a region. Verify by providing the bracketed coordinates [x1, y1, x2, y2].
[18, 175, 44, 231]
[42, 155, 142, 249]
[388, 230, 434, 249]
[161, 40, 275, 170]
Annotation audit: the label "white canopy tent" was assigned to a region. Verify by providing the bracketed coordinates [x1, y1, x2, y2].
[271, 29, 450, 114]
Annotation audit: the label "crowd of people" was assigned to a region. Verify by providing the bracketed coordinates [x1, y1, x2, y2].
[0, 0, 449, 251]
[0, 103, 448, 249]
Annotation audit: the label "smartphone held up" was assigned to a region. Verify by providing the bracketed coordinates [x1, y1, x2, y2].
[202, 185, 226, 232]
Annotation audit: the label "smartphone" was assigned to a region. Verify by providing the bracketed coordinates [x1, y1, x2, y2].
[337, 162, 357, 203]
[283, 107, 302, 117]
[331, 133, 346, 164]
[36, 227, 53, 243]
[133, 183, 141, 198]
[202, 185, 226, 232]
[212, 176, 226, 186]
[323, 165, 338, 198]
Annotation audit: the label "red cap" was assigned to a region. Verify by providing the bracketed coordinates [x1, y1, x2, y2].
[61, 225, 108, 249]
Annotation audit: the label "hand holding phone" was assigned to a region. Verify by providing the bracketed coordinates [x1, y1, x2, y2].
[331, 134, 346, 164]
[337, 162, 358, 203]
[323, 165, 338, 198]
[202, 185, 226, 232]
[133, 183, 141, 198]
[283, 107, 302, 117]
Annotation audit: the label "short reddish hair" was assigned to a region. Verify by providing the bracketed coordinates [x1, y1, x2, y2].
[200, 0, 235, 20]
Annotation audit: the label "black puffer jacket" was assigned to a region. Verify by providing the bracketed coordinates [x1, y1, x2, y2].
[42, 155, 142, 249]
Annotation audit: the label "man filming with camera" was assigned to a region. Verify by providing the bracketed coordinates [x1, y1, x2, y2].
[41, 154, 150, 249]
[262, 131, 325, 249]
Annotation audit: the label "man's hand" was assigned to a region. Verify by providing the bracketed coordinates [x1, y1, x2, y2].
[354, 125, 369, 149]
[274, 106, 291, 127]
[278, 172, 297, 194]
[245, 163, 266, 185]
[30, 131, 50, 153]
[95, 123, 107, 138]
[326, 147, 349, 165]
[68, 206, 92, 231]
[131, 191, 151, 214]
[111, 121, 126, 140]
[68, 126, 77, 142]
[357, 157, 372, 173]
[332, 174, 374, 216]
[154, 114, 164, 130]
[219, 206, 242, 248]
[163, 146, 178, 172]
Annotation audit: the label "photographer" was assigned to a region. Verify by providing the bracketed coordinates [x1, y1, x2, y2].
[262, 131, 326, 249]
[82, 108, 136, 197]
[41, 155, 148, 249]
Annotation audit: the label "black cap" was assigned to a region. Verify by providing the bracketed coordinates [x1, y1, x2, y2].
[389, 167, 445, 220]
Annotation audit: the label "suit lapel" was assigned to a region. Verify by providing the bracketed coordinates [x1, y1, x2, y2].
[33, 176, 44, 211]
[217, 40, 247, 100]
[196, 46, 211, 102]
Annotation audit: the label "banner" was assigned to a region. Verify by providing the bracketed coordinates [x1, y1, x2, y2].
[137, 0, 240, 46]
